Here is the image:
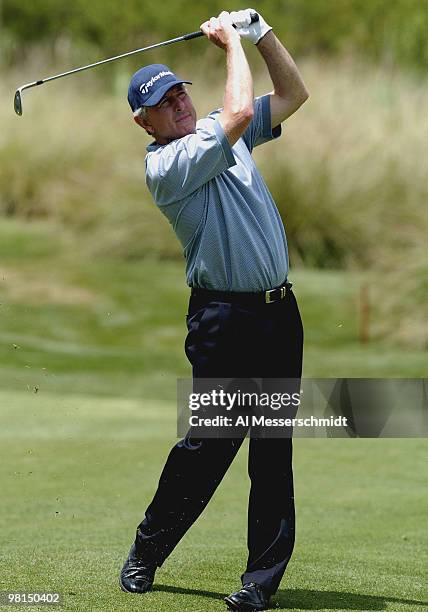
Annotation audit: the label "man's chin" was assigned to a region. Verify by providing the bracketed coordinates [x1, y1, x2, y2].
[162, 124, 196, 144]
[174, 125, 196, 139]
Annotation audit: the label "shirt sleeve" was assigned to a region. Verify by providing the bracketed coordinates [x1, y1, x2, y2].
[241, 95, 282, 153]
[145, 119, 236, 206]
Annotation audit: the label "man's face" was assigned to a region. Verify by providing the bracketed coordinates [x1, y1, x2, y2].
[137, 85, 197, 144]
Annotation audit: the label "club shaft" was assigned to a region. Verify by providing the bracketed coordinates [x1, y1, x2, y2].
[31, 31, 203, 89]
[15, 10, 258, 110]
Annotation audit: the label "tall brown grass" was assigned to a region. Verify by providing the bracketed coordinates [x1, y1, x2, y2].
[1, 56, 427, 346]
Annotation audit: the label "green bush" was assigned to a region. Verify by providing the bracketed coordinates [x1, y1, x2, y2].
[3, 0, 428, 70]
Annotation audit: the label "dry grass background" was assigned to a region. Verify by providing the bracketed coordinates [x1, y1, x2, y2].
[1, 55, 427, 347]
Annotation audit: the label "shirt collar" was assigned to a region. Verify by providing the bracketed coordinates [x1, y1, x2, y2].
[146, 140, 163, 152]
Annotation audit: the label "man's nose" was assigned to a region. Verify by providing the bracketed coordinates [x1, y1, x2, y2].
[172, 96, 184, 111]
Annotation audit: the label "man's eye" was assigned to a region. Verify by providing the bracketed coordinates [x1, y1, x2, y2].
[158, 90, 186, 109]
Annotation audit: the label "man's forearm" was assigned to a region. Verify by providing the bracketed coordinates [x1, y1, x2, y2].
[201, 12, 254, 144]
[220, 39, 254, 145]
[224, 39, 254, 118]
[257, 31, 309, 106]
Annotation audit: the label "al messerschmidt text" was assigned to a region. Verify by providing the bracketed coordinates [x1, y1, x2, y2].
[189, 415, 348, 428]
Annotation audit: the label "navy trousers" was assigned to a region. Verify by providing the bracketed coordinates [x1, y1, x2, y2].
[137, 288, 304, 596]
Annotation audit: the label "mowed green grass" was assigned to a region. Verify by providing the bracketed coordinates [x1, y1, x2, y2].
[0, 219, 427, 611]
[0, 393, 427, 611]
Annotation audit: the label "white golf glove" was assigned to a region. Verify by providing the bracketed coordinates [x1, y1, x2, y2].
[229, 8, 272, 45]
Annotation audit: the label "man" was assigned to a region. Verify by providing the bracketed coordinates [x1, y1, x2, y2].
[120, 9, 308, 611]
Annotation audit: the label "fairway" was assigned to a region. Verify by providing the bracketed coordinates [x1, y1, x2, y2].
[0, 221, 427, 611]
[1, 390, 427, 611]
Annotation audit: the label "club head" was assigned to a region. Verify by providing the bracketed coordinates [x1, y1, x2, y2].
[14, 89, 23, 116]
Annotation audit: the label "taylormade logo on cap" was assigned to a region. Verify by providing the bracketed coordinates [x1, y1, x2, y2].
[127, 63, 192, 112]
[139, 70, 173, 95]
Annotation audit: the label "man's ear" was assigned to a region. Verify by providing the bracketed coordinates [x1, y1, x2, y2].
[133, 115, 154, 135]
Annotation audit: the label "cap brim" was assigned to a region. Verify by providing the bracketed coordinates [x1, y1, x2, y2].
[144, 80, 192, 107]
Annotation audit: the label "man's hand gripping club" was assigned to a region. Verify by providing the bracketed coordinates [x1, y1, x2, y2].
[200, 11, 242, 50]
[229, 8, 272, 45]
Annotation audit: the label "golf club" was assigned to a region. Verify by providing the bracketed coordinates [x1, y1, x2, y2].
[14, 12, 259, 116]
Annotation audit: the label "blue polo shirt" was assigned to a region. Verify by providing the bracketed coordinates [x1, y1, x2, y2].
[145, 95, 288, 292]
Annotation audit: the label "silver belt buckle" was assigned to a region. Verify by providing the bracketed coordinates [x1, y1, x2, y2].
[265, 285, 287, 304]
[265, 288, 275, 304]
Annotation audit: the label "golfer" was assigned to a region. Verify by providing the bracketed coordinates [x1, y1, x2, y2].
[120, 9, 308, 611]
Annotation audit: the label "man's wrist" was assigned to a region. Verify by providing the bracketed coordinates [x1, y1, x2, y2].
[255, 29, 274, 48]
[225, 36, 243, 52]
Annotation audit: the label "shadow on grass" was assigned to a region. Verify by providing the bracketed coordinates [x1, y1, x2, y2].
[153, 583, 228, 599]
[273, 589, 428, 610]
[154, 584, 428, 610]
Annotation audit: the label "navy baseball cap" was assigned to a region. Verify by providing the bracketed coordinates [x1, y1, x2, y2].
[127, 63, 192, 113]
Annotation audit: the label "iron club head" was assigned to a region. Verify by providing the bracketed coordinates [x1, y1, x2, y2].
[14, 89, 23, 116]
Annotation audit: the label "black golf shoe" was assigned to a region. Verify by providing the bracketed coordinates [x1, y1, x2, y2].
[224, 582, 270, 611]
[119, 531, 157, 594]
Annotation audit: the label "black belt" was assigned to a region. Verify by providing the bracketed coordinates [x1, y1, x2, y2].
[191, 281, 293, 305]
